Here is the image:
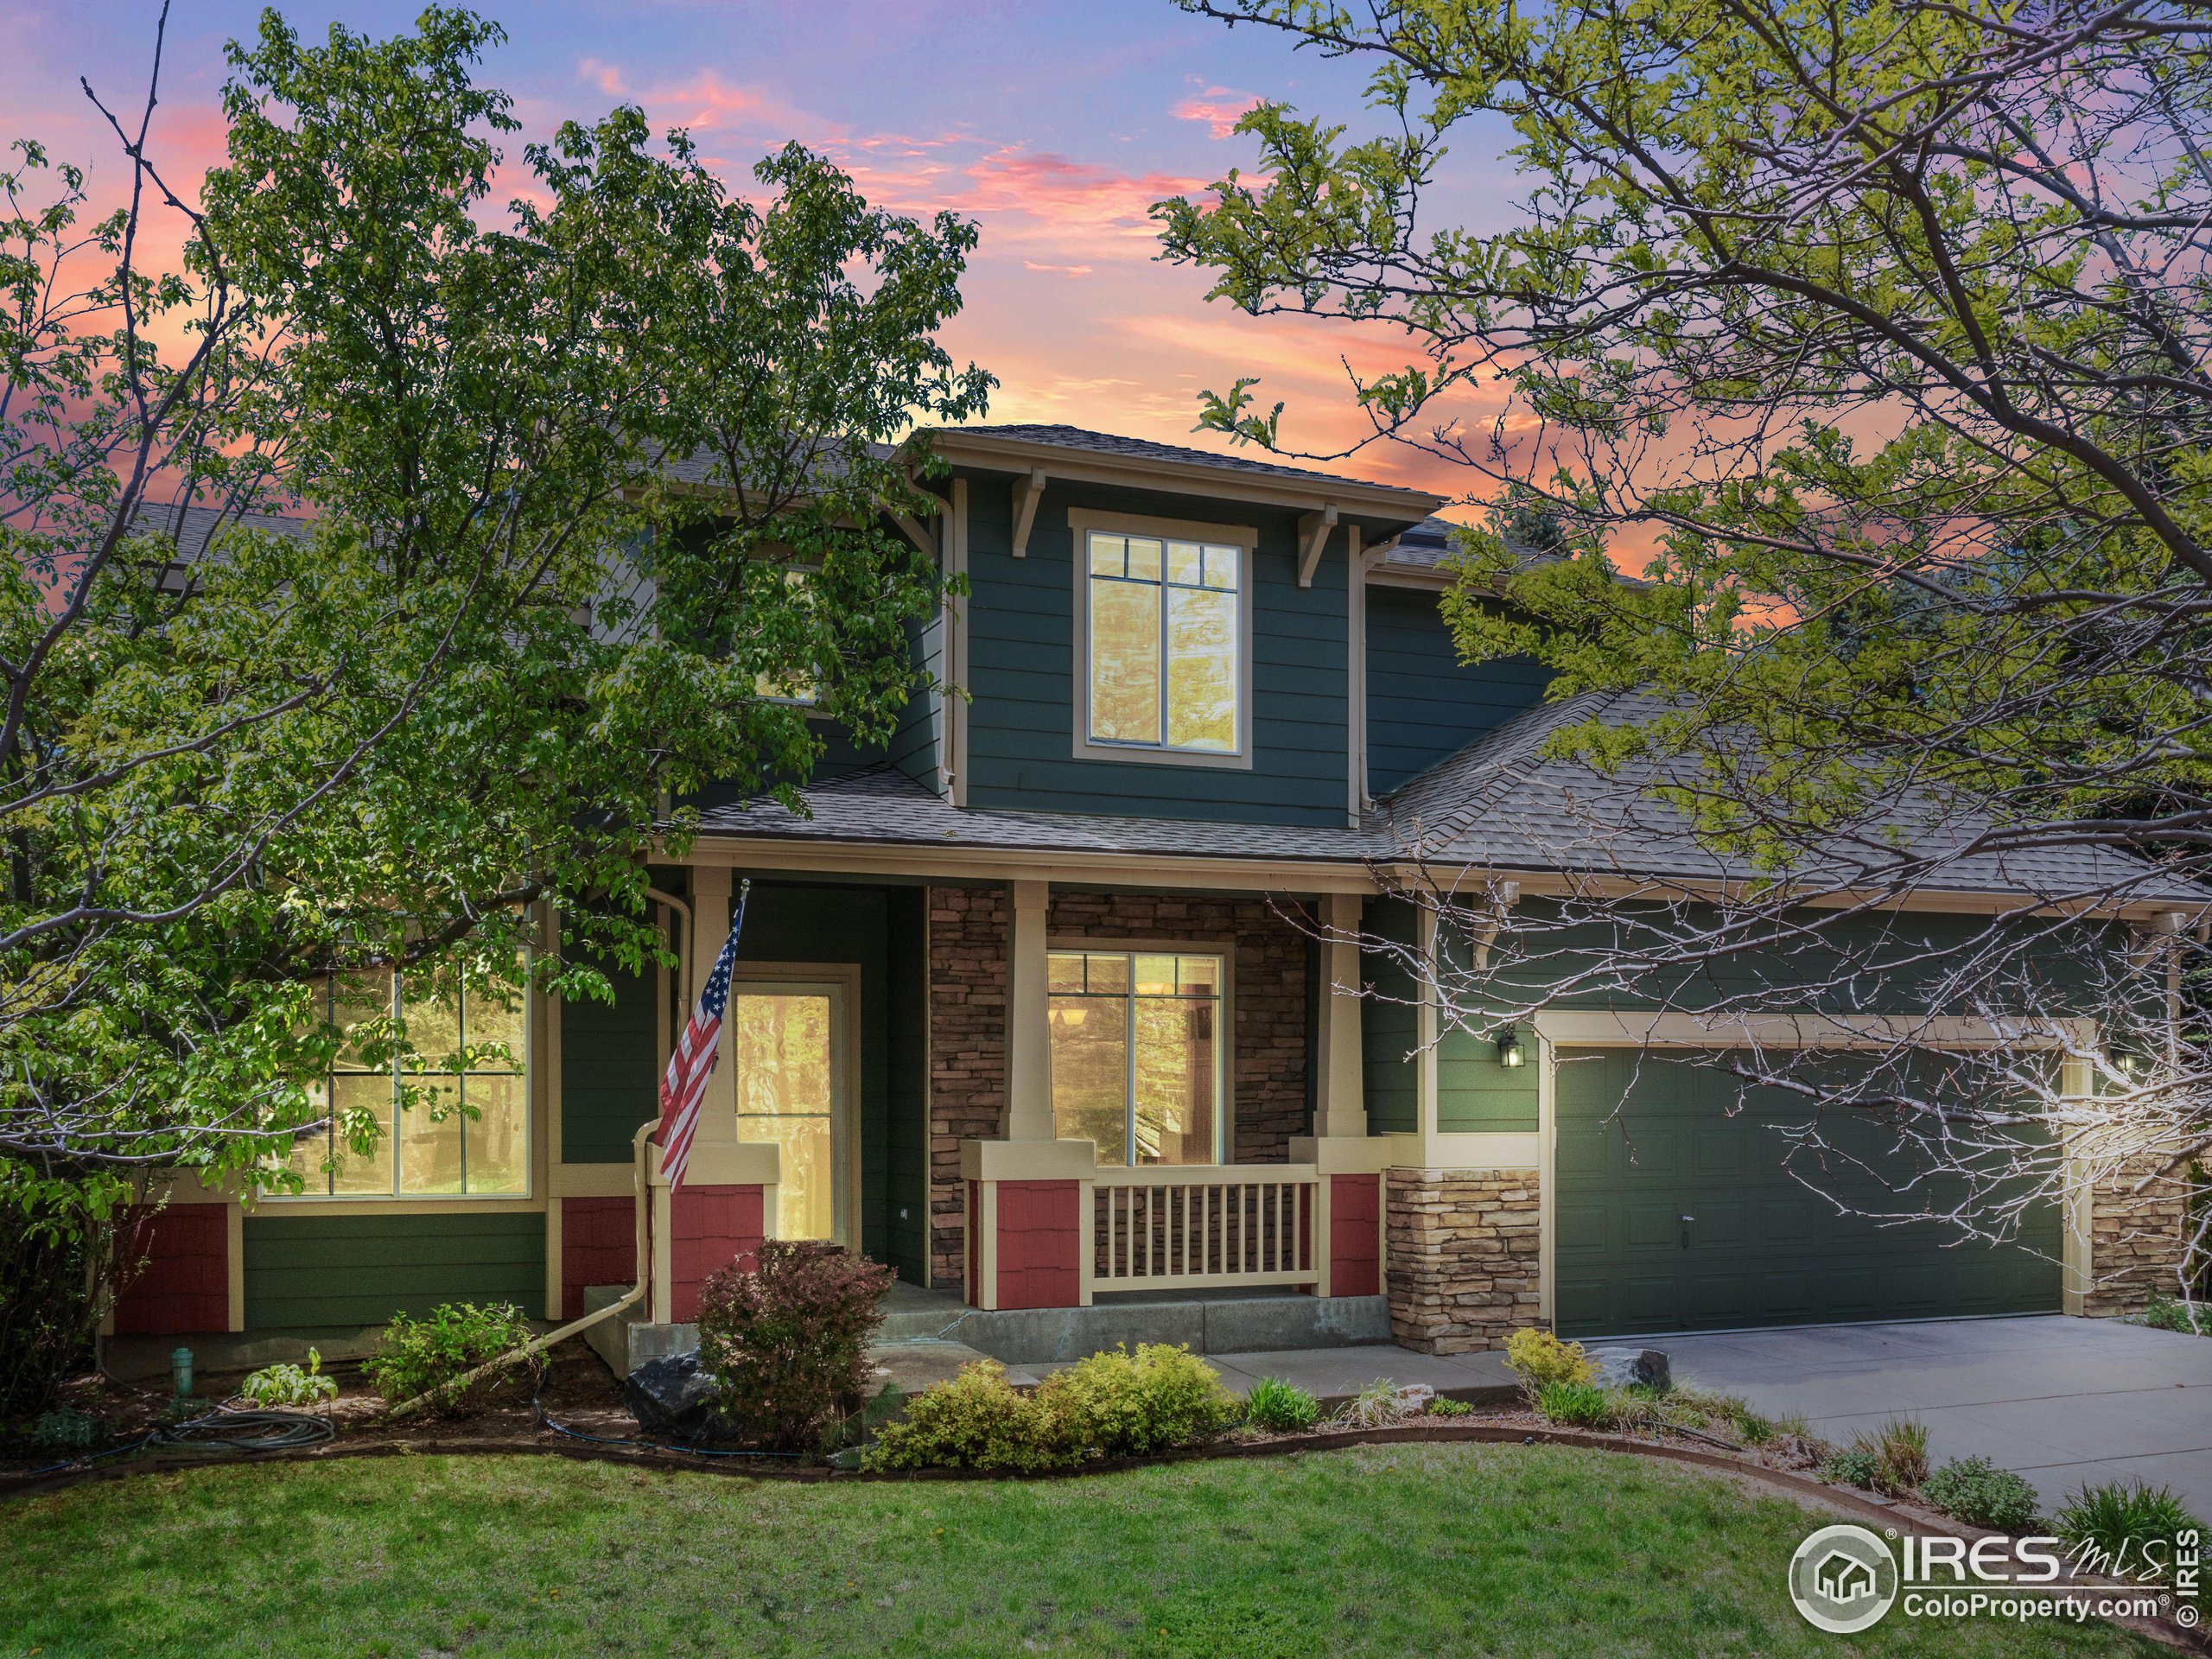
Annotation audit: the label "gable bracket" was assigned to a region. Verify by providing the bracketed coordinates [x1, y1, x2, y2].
[891, 510, 938, 562]
[1296, 504, 1339, 588]
[1009, 467, 1047, 557]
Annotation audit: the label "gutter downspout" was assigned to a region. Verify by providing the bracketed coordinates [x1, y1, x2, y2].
[387, 887, 690, 1421]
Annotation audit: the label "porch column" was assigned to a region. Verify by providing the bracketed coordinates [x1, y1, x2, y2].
[961, 877, 1096, 1311]
[1291, 892, 1389, 1299]
[647, 864, 779, 1325]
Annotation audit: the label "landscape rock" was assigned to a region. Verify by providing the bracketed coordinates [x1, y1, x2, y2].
[625, 1351, 725, 1440]
[1586, 1346, 1671, 1391]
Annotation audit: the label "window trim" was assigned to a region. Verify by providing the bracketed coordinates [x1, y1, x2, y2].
[1068, 508, 1256, 771]
[268, 963, 538, 1209]
[1046, 935, 1237, 1166]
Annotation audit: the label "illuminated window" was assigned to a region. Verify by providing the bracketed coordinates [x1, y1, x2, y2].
[754, 564, 819, 705]
[284, 969, 528, 1198]
[1084, 531, 1240, 753]
[1047, 950, 1223, 1166]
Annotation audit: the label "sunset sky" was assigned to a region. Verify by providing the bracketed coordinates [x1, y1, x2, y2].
[6, 0, 1529, 508]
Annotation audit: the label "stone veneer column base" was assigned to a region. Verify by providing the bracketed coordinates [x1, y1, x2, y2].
[1385, 1167, 1541, 1355]
[2085, 1157, 2195, 1317]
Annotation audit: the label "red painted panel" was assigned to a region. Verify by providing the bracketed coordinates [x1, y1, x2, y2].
[1329, 1173, 1382, 1299]
[112, 1205, 230, 1336]
[995, 1179, 1081, 1311]
[559, 1197, 638, 1319]
[668, 1184, 764, 1324]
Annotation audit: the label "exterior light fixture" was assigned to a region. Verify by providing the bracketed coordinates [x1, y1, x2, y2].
[1496, 1026, 1525, 1068]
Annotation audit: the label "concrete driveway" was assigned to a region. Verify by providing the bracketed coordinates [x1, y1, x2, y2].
[1665, 1315, 2212, 1517]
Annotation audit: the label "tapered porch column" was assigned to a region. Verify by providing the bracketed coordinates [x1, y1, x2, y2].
[961, 877, 1096, 1310]
[648, 865, 779, 1324]
[1292, 893, 1390, 1298]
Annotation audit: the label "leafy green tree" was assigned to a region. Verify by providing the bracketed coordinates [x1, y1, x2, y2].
[0, 4, 989, 1205]
[1158, 0, 2212, 1300]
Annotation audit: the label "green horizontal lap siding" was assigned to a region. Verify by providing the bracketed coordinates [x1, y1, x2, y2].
[1366, 588, 1550, 794]
[1436, 1024, 1538, 1131]
[244, 1213, 546, 1332]
[886, 613, 941, 789]
[884, 887, 931, 1285]
[561, 963, 658, 1163]
[960, 475, 1351, 825]
[1554, 1050, 2061, 1337]
[1360, 896, 1420, 1135]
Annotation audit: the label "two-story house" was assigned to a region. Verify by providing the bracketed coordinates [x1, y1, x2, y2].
[114, 425, 2198, 1363]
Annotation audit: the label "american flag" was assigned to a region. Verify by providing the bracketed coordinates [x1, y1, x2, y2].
[655, 880, 751, 1192]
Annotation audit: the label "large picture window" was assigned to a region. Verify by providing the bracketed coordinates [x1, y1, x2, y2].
[284, 969, 529, 1198]
[1047, 949, 1224, 1166]
[1084, 530, 1241, 754]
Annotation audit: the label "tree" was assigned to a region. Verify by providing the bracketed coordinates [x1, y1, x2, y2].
[0, 4, 990, 1209]
[1158, 0, 2212, 1304]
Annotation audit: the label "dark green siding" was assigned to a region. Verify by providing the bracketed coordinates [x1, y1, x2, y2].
[884, 887, 931, 1285]
[1366, 588, 1549, 794]
[244, 1212, 546, 1332]
[561, 963, 658, 1163]
[961, 475, 1352, 825]
[1554, 1051, 2060, 1336]
[1436, 1023, 1538, 1130]
[1360, 897, 1420, 1135]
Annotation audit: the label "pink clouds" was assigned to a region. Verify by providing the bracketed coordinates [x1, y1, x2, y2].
[1173, 86, 1262, 140]
[1022, 260, 1094, 277]
[955, 148, 1207, 240]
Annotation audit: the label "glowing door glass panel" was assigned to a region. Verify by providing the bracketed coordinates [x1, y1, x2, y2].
[734, 989, 839, 1241]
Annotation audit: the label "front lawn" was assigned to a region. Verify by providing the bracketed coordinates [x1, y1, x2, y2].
[0, 1443, 2163, 1656]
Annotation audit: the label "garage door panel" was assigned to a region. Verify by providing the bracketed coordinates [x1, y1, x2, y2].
[1556, 1049, 2062, 1337]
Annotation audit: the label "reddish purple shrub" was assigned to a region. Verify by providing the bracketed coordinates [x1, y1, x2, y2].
[694, 1240, 896, 1451]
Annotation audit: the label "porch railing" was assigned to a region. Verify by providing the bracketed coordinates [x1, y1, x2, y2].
[1093, 1164, 1319, 1291]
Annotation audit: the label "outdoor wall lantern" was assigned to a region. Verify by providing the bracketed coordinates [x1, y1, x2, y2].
[1495, 1025, 1525, 1068]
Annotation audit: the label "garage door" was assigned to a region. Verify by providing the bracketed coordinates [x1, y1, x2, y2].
[1554, 1049, 2062, 1338]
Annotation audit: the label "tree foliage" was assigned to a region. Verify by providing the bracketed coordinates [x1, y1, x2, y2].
[0, 4, 989, 1202]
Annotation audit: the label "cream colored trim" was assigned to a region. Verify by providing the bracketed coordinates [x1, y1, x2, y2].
[1069, 508, 1256, 772]
[893, 509, 938, 562]
[676, 836, 1379, 893]
[1346, 524, 1367, 823]
[252, 1197, 549, 1217]
[1007, 881, 1055, 1141]
[1290, 1133, 1404, 1175]
[647, 1139, 783, 1189]
[1531, 1010, 2096, 1049]
[1537, 1030, 1556, 1324]
[552, 1164, 637, 1198]
[1296, 505, 1338, 588]
[960, 1138, 1097, 1181]
[2061, 1052, 2093, 1316]
[1008, 467, 1046, 557]
[1313, 893, 1368, 1139]
[541, 902, 562, 1318]
[1417, 1133, 1543, 1169]
[1311, 1172, 1333, 1295]
[931, 431, 1446, 518]
[976, 1180, 1000, 1310]
[226, 1201, 245, 1332]
[734, 962, 861, 1247]
[1415, 906, 1440, 1160]
[1077, 1177, 1096, 1307]
[945, 478, 970, 806]
[543, 1191, 563, 1320]
[650, 1185, 674, 1322]
[1046, 934, 1237, 1163]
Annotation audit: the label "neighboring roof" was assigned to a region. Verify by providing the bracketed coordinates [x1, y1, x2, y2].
[696, 691, 2209, 910]
[130, 502, 311, 561]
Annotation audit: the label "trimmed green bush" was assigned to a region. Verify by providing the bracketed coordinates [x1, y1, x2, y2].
[696, 1241, 896, 1452]
[1040, 1343, 1239, 1456]
[1243, 1376, 1321, 1433]
[862, 1360, 1081, 1472]
[1820, 1446, 1884, 1490]
[2055, 1481, 2204, 1583]
[1923, 1457, 2042, 1532]
[363, 1302, 534, 1413]
[1427, 1396, 1476, 1419]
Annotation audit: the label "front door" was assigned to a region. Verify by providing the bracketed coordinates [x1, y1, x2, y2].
[732, 971, 857, 1244]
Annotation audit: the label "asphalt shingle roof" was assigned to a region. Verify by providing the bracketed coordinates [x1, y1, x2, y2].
[945, 423, 1433, 500]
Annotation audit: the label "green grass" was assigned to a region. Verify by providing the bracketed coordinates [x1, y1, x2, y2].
[0, 1444, 2162, 1657]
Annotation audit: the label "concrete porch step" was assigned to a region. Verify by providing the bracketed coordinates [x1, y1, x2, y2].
[883, 1288, 1393, 1364]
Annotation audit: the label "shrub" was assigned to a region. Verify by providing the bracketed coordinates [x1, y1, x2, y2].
[1427, 1396, 1475, 1419]
[1821, 1446, 1885, 1490]
[1923, 1457, 2042, 1532]
[1535, 1380, 1621, 1428]
[30, 1408, 102, 1452]
[2055, 1482, 2205, 1583]
[1243, 1376, 1321, 1433]
[1503, 1328, 1596, 1402]
[2132, 1293, 2208, 1336]
[1844, 1417, 1930, 1495]
[363, 1301, 534, 1412]
[1335, 1377, 1420, 1428]
[697, 1240, 896, 1452]
[1039, 1344, 1239, 1456]
[239, 1348, 339, 1409]
[862, 1360, 1082, 1472]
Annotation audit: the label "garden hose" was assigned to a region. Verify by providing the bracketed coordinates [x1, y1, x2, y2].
[20, 1405, 334, 1478]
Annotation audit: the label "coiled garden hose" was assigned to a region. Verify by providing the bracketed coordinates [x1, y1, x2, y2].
[21, 1405, 335, 1478]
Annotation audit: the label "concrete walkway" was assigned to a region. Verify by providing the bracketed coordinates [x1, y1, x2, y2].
[1662, 1315, 2212, 1516]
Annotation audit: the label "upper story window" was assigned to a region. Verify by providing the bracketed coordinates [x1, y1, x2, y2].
[1079, 521, 1248, 760]
[282, 968, 528, 1198]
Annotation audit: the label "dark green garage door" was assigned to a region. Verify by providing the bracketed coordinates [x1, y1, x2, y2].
[1554, 1050, 2062, 1338]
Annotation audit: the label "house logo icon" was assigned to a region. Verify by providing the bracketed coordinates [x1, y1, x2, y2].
[1788, 1524, 1898, 1633]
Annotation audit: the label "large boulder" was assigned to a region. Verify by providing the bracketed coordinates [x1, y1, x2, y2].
[625, 1351, 725, 1440]
[1586, 1346, 1671, 1392]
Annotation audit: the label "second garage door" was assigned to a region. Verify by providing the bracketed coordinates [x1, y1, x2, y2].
[1554, 1049, 2062, 1338]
